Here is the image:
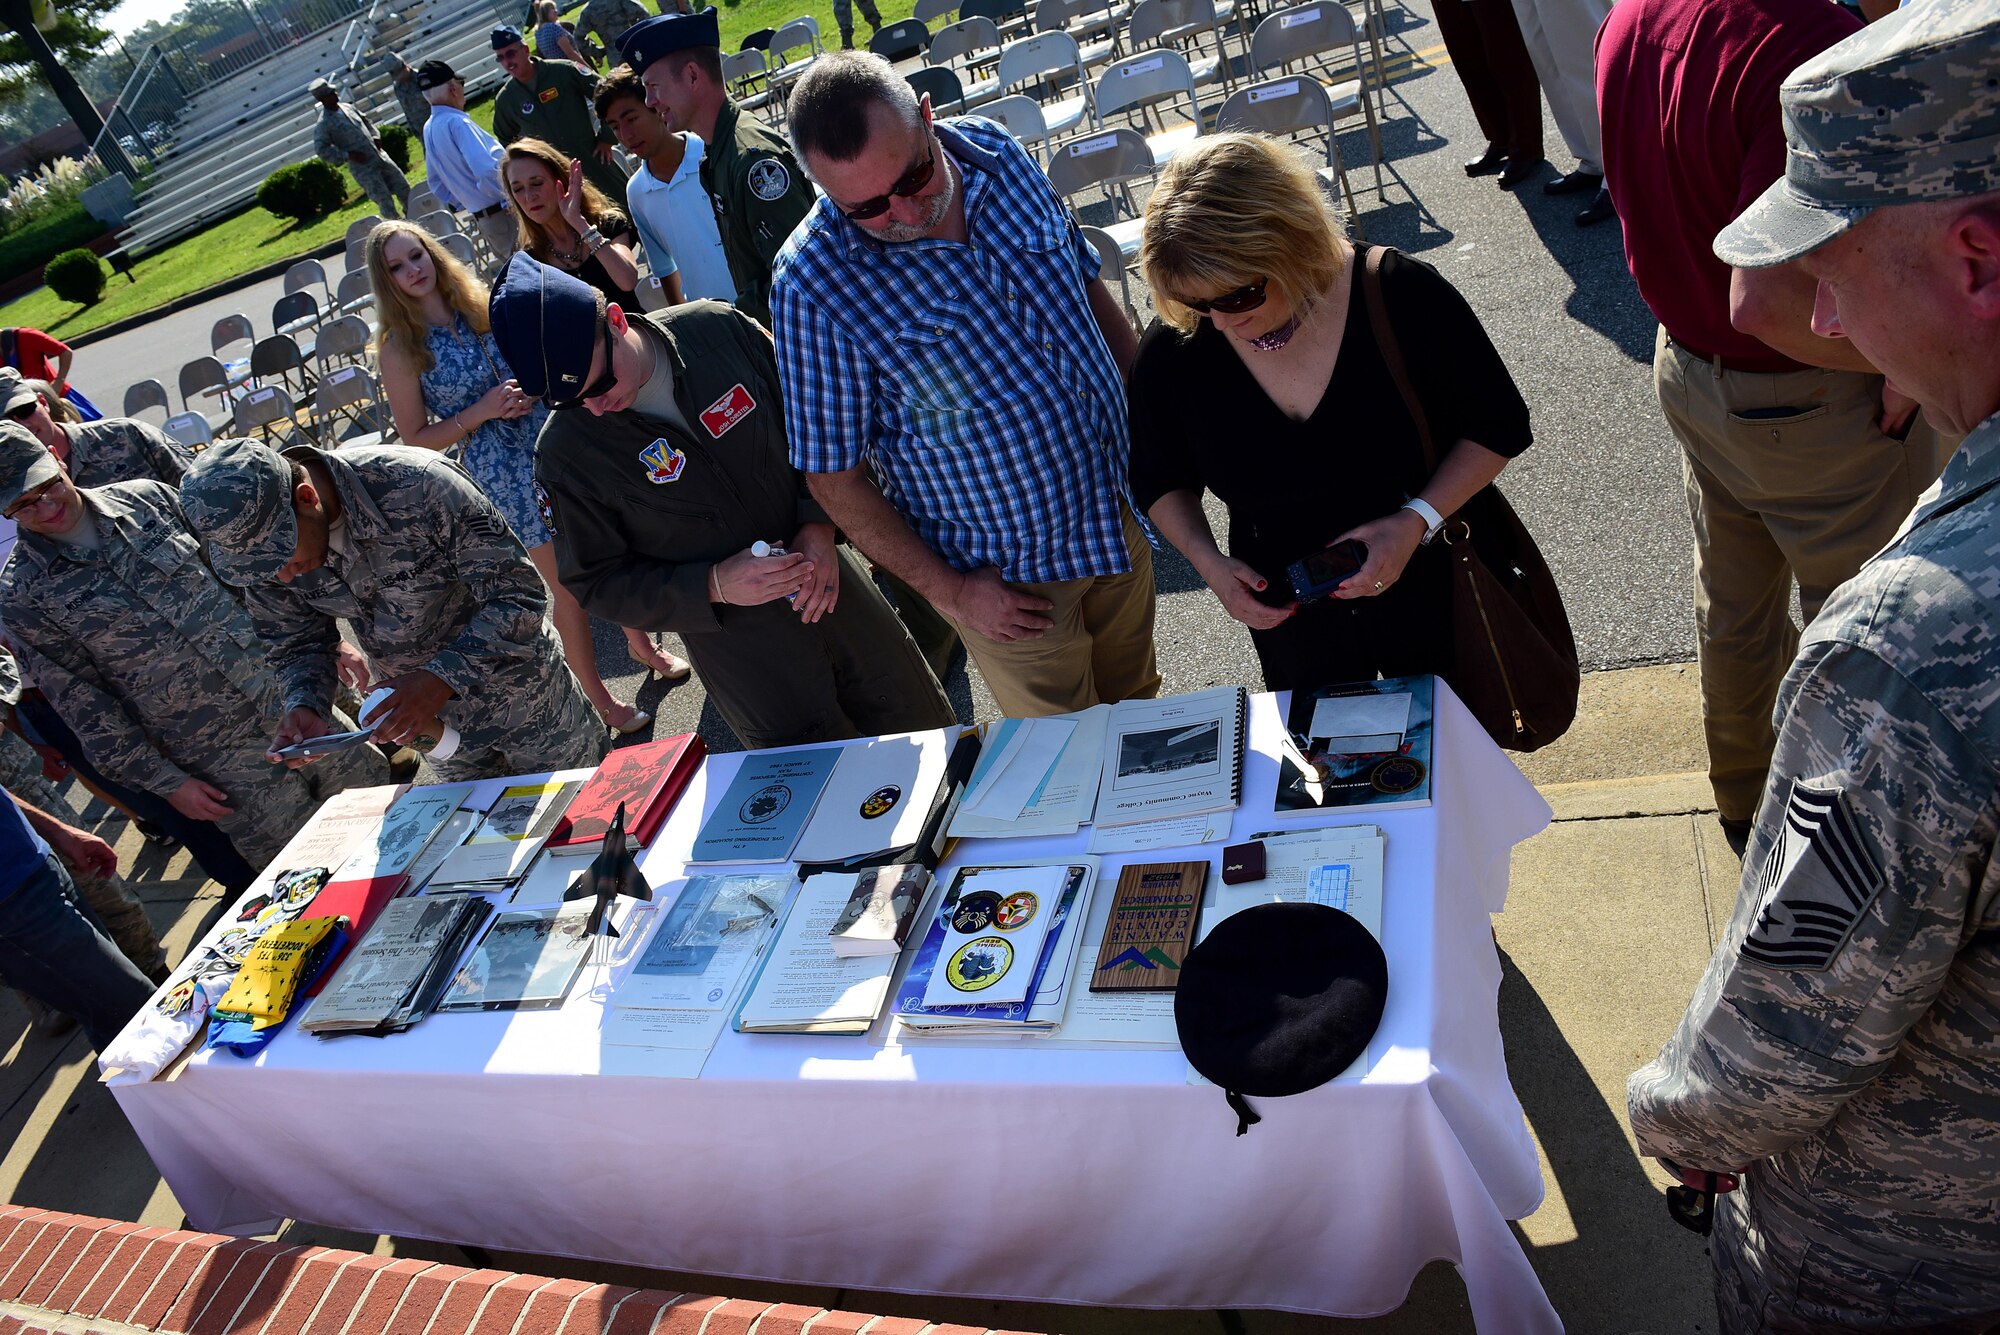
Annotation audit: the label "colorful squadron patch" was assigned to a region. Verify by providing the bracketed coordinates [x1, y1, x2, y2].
[535, 480, 559, 535]
[640, 437, 686, 484]
[996, 891, 1038, 929]
[1741, 781, 1885, 972]
[859, 783, 901, 818]
[946, 936, 1013, 992]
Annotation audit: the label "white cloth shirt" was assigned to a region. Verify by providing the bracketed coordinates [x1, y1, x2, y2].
[625, 134, 736, 303]
[420, 105, 509, 213]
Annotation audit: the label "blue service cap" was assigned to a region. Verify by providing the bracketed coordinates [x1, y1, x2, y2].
[491, 24, 525, 49]
[488, 251, 602, 404]
[617, 8, 721, 75]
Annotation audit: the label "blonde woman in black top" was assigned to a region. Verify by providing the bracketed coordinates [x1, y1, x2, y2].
[1127, 133, 1533, 692]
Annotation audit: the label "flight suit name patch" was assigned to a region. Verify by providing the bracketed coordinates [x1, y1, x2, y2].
[639, 438, 686, 484]
[538, 87, 560, 102]
[700, 384, 756, 438]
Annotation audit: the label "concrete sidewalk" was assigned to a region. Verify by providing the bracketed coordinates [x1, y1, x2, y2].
[0, 663, 1738, 1334]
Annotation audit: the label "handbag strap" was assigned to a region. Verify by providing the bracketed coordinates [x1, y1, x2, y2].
[1357, 245, 1442, 479]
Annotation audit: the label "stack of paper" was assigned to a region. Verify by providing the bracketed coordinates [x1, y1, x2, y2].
[334, 783, 477, 893]
[429, 781, 583, 890]
[892, 860, 1096, 1037]
[949, 707, 1108, 840]
[1092, 688, 1249, 844]
[438, 905, 596, 1011]
[733, 872, 900, 1034]
[792, 729, 953, 865]
[301, 895, 495, 1035]
[1204, 825, 1385, 944]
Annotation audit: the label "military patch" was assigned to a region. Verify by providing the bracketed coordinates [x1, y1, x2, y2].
[639, 437, 685, 484]
[1741, 781, 1885, 971]
[539, 87, 560, 102]
[535, 480, 559, 535]
[699, 384, 755, 438]
[747, 157, 791, 202]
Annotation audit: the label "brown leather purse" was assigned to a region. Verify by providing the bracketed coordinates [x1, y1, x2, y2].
[1358, 245, 1580, 752]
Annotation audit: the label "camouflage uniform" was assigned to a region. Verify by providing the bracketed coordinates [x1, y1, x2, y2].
[1634, 7, 2000, 1330]
[0, 652, 164, 979]
[313, 98, 412, 220]
[179, 441, 605, 784]
[0, 480, 387, 869]
[571, 0, 651, 59]
[388, 62, 431, 134]
[61, 415, 194, 490]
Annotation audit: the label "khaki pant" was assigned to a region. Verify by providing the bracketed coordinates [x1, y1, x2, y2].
[950, 506, 1162, 719]
[1507, 0, 1609, 173]
[1654, 327, 1951, 822]
[470, 208, 519, 264]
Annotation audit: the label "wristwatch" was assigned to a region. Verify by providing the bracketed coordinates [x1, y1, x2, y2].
[1401, 497, 1445, 544]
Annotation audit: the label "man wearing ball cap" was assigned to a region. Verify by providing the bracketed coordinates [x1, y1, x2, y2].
[0, 424, 386, 868]
[1629, 3, 2000, 1328]
[618, 8, 814, 326]
[177, 438, 605, 784]
[487, 252, 951, 749]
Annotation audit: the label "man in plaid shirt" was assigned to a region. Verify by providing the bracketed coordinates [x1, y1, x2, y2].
[770, 53, 1159, 720]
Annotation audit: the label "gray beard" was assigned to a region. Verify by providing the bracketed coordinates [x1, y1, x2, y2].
[878, 154, 957, 244]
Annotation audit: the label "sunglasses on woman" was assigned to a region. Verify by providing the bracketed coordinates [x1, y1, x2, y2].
[550, 320, 618, 411]
[842, 149, 937, 221]
[1185, 277, 1270, 316]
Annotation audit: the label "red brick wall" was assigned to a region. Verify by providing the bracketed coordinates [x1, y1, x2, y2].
[0, 1207, 1048, 1335]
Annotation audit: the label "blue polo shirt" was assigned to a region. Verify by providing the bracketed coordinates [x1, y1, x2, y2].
[770, 117, 1132, 586]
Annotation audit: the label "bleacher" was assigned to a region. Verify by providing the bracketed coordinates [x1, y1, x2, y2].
[117, 0, 516, 257]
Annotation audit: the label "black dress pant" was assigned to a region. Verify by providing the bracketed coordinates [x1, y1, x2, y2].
[1432, 0, 1545, 164]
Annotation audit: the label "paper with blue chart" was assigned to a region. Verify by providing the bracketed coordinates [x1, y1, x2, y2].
[1209, 825, 1385, 945]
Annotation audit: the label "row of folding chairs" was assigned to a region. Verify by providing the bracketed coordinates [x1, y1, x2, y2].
[132, 358, 395, 452]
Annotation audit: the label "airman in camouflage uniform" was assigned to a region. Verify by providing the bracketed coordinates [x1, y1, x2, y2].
[1, 372, 193, 489]
[1630, 5, 2000, 1331]
[572, 0, 651, 62]
[177, 439, 606, 784]
[310, 78, 412, 220]
[384, 55, 432, 135]
[0, 652, 165, 981]
[0, 426, 387, 871]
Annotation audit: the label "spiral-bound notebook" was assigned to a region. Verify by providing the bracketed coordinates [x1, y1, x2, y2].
[1093, 686, 1249, 828]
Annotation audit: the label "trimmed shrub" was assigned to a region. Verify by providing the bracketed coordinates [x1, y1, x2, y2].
[258, 160, 348, 224]
[0, 202, 108, 280]
[380, 123, 413, 173]
[44, 247, 108, 305]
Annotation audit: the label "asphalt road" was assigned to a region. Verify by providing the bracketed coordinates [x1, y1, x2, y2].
[70, 0, 1697, 756]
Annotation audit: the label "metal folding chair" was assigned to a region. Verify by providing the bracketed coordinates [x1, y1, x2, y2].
[1216, 74, 1362, 233]
[907, 64, 970, 114]
[439, 232, 479, 269]
[1246, 0, 1383, 188]
[913, 0, 959, 25]
[272, 290, 322, 338]
[1092, 47, 1207, 165]
[1044, 125, 1156, 258]
[314, 364, 394, 445]
[870, 17, 933, 60]
[232, 384, 313, 447]
[1032, 0, 1119, 64]
[250, 335, 317, 401]
[344, 215, 385, 246]
[162, 412, 214, 448]
[1125, 0, 1230, 90]
[722, 49, 777, 116]
[925, 17, 1005, 103]
[315, 315, 374, 371]
[122, 378, 171, 422]
[414, 210, 463, 239]
[1079, 222, 1140, 323]
[284, 258, 334, 307]
[336, 270, 376, 317]
[997, 32, 1094, 138]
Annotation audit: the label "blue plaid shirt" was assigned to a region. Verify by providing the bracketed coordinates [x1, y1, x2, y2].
[771, 118, 1133, 585]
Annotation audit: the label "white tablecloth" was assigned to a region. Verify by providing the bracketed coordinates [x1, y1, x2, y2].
[111, 685, 1559, 1332]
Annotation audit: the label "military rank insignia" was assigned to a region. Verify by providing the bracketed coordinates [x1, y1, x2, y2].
[639, 437, 685, 484]
[1740, 781, 1885, 971]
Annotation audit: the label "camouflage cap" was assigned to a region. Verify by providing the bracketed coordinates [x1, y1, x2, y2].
[0, 368, 36, 416]
[0, 421, 60, 514]
[1715, 0, 2000, 268]
[179, 438, 301, 587]
[308, 76, 335, 96]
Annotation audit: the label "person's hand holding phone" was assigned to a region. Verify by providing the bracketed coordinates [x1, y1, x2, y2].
[267, 707, 335, 768]
[1200, 553, 1294, 629]
[1332, 509, 1428, 599]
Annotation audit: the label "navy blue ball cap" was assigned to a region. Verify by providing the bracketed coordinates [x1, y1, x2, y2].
[488, 251, 601, 404]
[617, 8, 720, 74]
[491, 24, 526, 49]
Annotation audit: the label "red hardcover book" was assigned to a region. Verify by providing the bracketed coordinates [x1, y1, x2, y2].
[300, 872, 409, 995]
[547, 732, 707, 851]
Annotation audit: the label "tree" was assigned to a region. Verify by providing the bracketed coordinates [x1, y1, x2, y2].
[0, 0, 134, 175]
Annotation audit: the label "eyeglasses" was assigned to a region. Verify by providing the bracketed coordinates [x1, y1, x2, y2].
[549, 320, 618, 411]
[3, 481, 61, 521]
[841, 148, 938, 221]
[1184, 277, 1270, 316]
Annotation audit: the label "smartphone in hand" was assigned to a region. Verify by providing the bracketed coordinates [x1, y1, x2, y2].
[270, 728, 376, 762]
[1286, 540, 1369, 603]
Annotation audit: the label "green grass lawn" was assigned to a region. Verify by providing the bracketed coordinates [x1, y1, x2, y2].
[0, 97, 502, 341]
[0, 0, 934, 343]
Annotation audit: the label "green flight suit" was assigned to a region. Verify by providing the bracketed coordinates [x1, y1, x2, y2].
[700, 99, 815, 328]
[532, 301, 953, 749]
[490, 58, 629, 207]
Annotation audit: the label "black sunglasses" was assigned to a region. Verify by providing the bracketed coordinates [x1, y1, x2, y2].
[842, 149, 938, 221]
[1185, 277, 1270, 316]
[549, 320, 618, 411]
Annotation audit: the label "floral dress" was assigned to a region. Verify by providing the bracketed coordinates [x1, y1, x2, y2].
[420, 314, 551, 549]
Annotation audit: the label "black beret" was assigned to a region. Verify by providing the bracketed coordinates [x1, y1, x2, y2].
[1174, 902, 1388, 1133]
[414, 59, 458, 90]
